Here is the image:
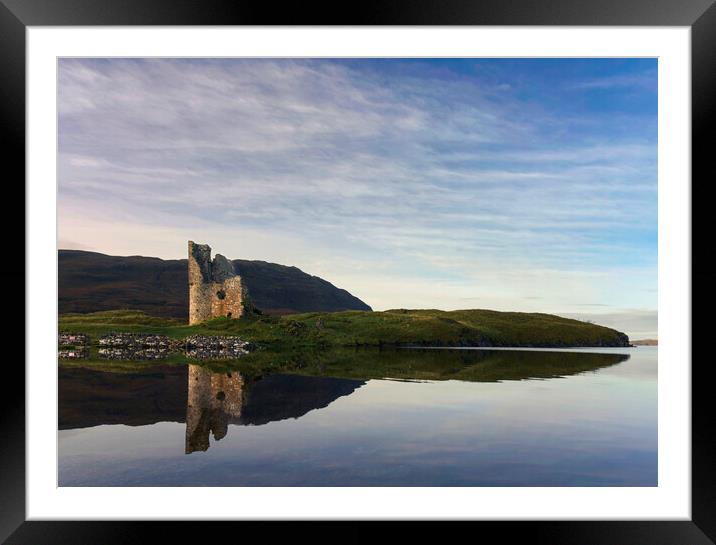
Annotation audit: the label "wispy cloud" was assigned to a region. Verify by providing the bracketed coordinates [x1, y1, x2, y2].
[569, 69, 658, 91]
[58, 58, 657, 333]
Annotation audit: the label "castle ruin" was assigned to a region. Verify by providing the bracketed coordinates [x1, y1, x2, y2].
[188, 241, 246, 325]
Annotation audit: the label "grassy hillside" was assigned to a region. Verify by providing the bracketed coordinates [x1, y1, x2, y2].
[59, 308, 630, 348]
[58, 249, 371, 317]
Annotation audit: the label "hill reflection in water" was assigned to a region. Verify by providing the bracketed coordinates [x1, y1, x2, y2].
[59, 347, 655, 486]
[59, 347, 629, 454]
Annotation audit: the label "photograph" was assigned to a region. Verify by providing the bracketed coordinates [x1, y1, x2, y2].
[56, 57, 658, 487]
[0, 0, 710, 534]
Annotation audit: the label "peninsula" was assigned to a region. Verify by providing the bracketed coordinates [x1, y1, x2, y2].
[59, 307, 630, 350]
[58, 241, 631, 350]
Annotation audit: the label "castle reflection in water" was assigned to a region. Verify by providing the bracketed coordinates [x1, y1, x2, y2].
[58, 361, 367, 455]
[185, 365, 245, 453]
[58, 349, 631, 456]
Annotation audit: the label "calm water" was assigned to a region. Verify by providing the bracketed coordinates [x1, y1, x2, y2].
[58, 346, 657, 486]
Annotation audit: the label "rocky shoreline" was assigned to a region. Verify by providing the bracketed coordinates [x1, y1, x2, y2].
[58, 328, 632, 362]
[58, 332, 255, 361]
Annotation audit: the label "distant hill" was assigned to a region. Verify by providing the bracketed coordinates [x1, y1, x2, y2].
[631, 339, 658, 346]
[58, 249, 372, 318]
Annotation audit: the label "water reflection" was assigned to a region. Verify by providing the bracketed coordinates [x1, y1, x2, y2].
[255, 346, 630, 382]
[58, 333, 253, 362]
[59, 363, 368, 453]
[58, 348, 89, 359]
[97, 347, 171, 360]
[186, 366, 244, 453]
[59, 348, 630, 454]
[58, 347, 655, 486]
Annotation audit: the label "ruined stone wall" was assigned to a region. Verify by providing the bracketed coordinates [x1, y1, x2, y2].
[188, 241, 246, 325]
[210, 276, 244, 320]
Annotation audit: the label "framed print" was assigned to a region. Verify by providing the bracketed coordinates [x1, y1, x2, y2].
[4, 0, 715, 542]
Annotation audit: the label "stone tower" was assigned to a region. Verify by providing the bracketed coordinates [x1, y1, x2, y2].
[188, 241, 246, 325]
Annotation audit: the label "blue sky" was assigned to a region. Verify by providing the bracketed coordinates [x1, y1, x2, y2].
[58, 58, 658, 338]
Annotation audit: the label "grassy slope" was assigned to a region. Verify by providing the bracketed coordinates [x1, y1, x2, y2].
[58, 308, 630, 348]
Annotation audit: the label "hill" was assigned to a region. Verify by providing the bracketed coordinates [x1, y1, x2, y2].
[58, 249, 372, 317]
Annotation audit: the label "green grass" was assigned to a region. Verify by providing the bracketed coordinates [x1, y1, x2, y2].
[58, 308, 629, 348]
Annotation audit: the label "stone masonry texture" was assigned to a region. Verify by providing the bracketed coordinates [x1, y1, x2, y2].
[188, 241, 246, 325]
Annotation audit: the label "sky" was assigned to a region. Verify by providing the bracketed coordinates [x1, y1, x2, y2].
[57, 58, 658, 338]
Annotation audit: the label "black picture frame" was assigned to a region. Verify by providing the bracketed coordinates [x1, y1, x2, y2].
[4, 1, 714, 542]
